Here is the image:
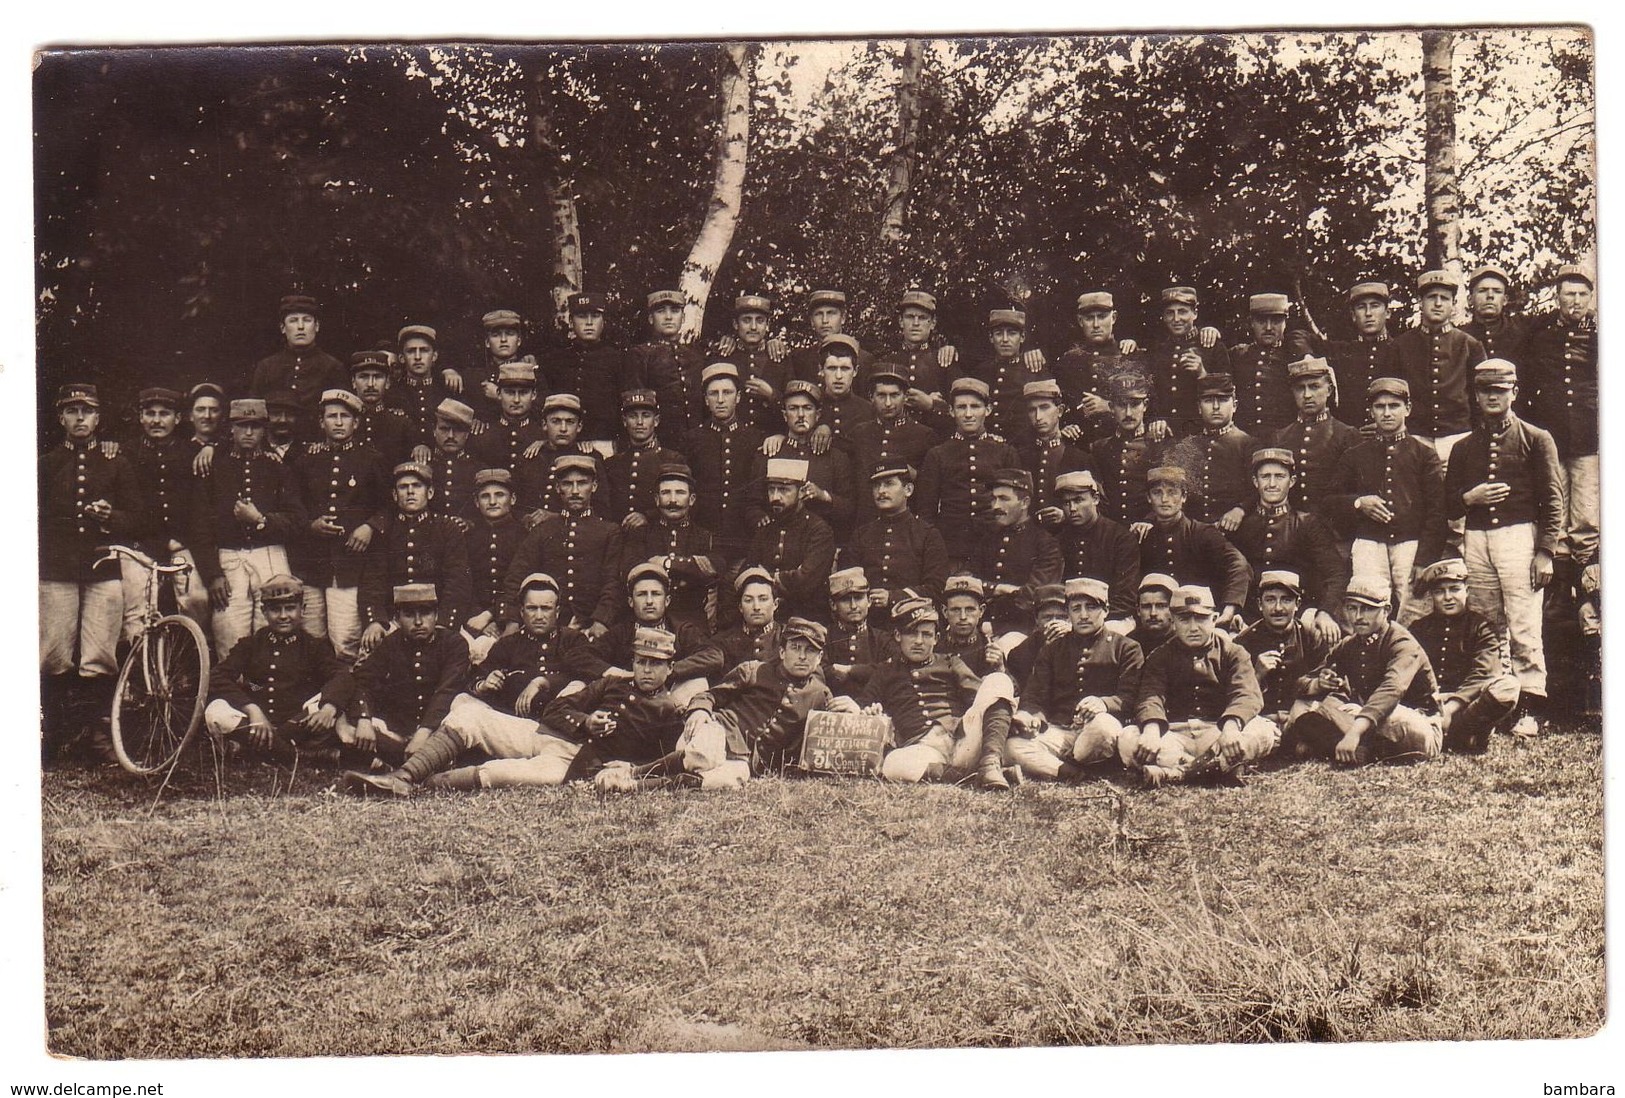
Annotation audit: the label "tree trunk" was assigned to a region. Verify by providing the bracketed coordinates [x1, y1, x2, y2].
[879, 39, 925, 244]
[678, 44, 754, 342]
[528, 66, 583, 330]
[1422, 30, 1461, 285]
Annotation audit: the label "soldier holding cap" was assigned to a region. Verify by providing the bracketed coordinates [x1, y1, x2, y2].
[788, 290, 874, 385]
[952, 306, 1043, 444]
[1392, 270, 1486, 459]
[1225, 448, 1347, 632]
[1525, 264, 1598, 569]
[1227, 293, 1303, 435]
[740, 456, 838, 622]
[1018, 378, 1092, 518]
[1290, 575, 1442, 765]
[122, 386, 209, 640]
[1050, 470, 1139, 625]
[503, 454, 624, 637]
[842, 369, 939, 523]
[1460, 265, 1532, 367]
[842, 459, 951, 608]
[1323, 377, 1447, 622]
[248, 293, 348, 439]
[1146, 286, 1232, 432]
[204, 574, 355, 762]
[465, 308, 536, 421]
[1271, 356, 1361, 514]
[873, 289, 957, 434]
[580, 562, 721, 686]
[1324, 281, 1400, 426]
[1135, 466, 1253, 627]
[462, 468, 527, 660]
[915, 376, 1023, 529]
[618, 464, 721, 633]
[1129, 573, 1179, 654]
[1128, 584, 1279, 785]
[1445, 358, 1563, 732]
[837, 596, 1019, 790]
[1235, 570, 1335, 724]
[1008, 577, 1145, 780]
[342, 583, 472, 766]
[1407, 558, 1521, 752]
[965, 468, 1064, 631]
[1088, 367, 1168, 523]
[1174, 372, 1258, 527]
[821, 567, 900, 691]
[286, 389, 391, 660]
[348, 350, 419, 465]
[684, 362, 766, 560]
[546, 292, 630, 445]
[38, 383, 143, 759]
[423, 399, 482, 525]
[718, 293, 792, 434]
[751, 379, 856, 536]
[190, 397, 304, 659]
[466, 364, 550, 505]
[601, 389, 685, 526]
[712, 567, 784, 670]
[625, 289, 706, 440]
[677, 617, 834, 788]
[357, 461, 474, 653]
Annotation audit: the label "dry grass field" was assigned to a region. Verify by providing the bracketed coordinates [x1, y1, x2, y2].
[40, 726, 1602, 1060]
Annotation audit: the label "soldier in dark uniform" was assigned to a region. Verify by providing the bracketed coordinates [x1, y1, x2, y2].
[39, 383, 143, 758]
[358, 461, 474, 653]
[286, 388, 391, 660]
[872, 289, 956, 437]
[1460, 265, 1532, 367]
[1003, 584, 1071, 688]
[915, 377, 1022, 532]
[1017, 378, 1091, 517]
[720, 294, 791, 434]
[1051, 291, 1124, 443]
[423, 398, 482, 525]
[626, 289, 706, 441]
[391, 324, 464, 440]
[1392, 269, 1487, 461]
[788, 289, 873, 384]
[685, 363, 765, 562]
[1088, 369, 1166, 523]
[580, 562, 719, 685]
[348, 350, 419, 465]
[847, 596, 1018, 790]
[264, 389, 303, 464]
[464, 308, 535, 422]
[467, 362, 549, 508]
[811, 334, 876, 444]
[248, 293, 348, 440]
[601, 389, 684, 526]
[935, 573, 1008, 678]
[548, 626, 690, 791]
[1008, 577, 1144, 780]
[1160, 372, 1257, 527]
[203, 573, 354, 762]
[740, 457, 837, 623]
[1235, 570, 1335, 727]
[748, 380, 855, 536]
[842, 369, 939, 525]
[619, 464, 720, 632]
[503, 454, 624, 639]
[545, 292, 629, 446]
[964, 468, 1063, 632]
[711, 567, 784, 672]
[342, 582, 471, 765]
[842, 459, 951, 609]
[1134, 466, 1252, 628]
[1225, 448, 1347, 632]
[953, 307, 1042, 444]
[122, 386, 208, 639]
[1289, 576, 1442, 765]
[1324, 281, 1399, 427]
[821, 566, 899, 692]
[1408, 558, 1520, 754]
[462, 468, 526, 664]
[1271, 356, 1360, 515]
[1525, 264, 1598, 569]
[521, 393, 610, 522]
[1048, 470, 1139, 627]
[1146, 286, 1230, 433]
[187, 383, 228, 452]
[1322, 377, 1447, 621]
[1129, 573, 1178, 656]
[1228, 293, 1300, 436]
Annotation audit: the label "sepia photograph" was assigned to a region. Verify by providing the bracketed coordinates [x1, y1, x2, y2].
[10, 7, 1613, 1092]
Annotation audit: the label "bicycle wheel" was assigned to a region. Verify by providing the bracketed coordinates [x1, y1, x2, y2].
[111, 615, 211, 775]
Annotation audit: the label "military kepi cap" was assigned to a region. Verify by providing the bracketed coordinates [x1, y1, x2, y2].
[542, 392, 584, 416]
[568, 292, 606, 314]
[1343, 575, 1391, 607]
[392, 460, 432, 484]
[496, 363, 538, 388]
[782, 379, 822, 405]
[1161, 286, 1199, 307]
[1367, 377, 1411, 402]
[551, 453, 599, 477]
[765, 457, 810, 484]
[435, 398, 476, 428]
[1287, 356, 1332, 381]
[1197, 372, 1236, 398]
[320, 389, 364, 415]
[261, 574, 305, 603]
[229, 399, 268, 424]
[647, 290, 686, 310]
[1146, 466, 1189, 489]
[1171, 585, 1216, 615]
[942, 574, 986, 601]
[991, 468, 1034, 495]
[1554, 264, 1594, 288]
[398, 324, 437, 345]
[808, 289, 847, 310]
[828, 566, 869, 597]
[349, 349, 391, 375]
[1257, 570, 1303, 596]
[899, 289, 937, 312]
[626, 561, 670, 589]
[1139, 573, 1178, 594]
[1346, 281, 1390, 304]
[138, 387, 183, 409]
[519, 572, 560, 595]
[987, 308, 1026, 329]
[1474, 359, 1518, 389]
[1034, 583, 1068, 608]
[1064, 577, 1110, 605]
[482, 309, 522, 329]
[1418, 558, 1469, 589]
[1055, 470, 1102, 496]
[278, 294, 320, 318]
[657, 463, 696, 486]
[734, 565, 779, 593]
[474, 468, 513, 489]
[1466, 265, 1511, 290]
[1416, 269, 1458, 293]
[1248, 293, 1289, 315]
[890, 596, 939, 629]
[56, 383, 100, 408]
[701, 362, 741, 389]
[782, 617, 827, 650]
[868, 459, 915, 483]
[632, 627, 678, 661]
[734, 294, 772, 316]
[392, 583, 439, 607]
[948, 377, 992, 403]
[1075, 291, 1114, 312]
[621, 389, 659, 411]
[1251, 447, 1295, 470]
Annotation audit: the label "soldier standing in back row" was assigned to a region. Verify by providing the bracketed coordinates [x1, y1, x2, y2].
[872, 289, 956, 438]
[915, 377, 1022, 532]
[546, 292, 628, 447]
[1323, 281, 1399, 428]
[685, 362, 764, 562]
[1460, 265, 1532, 368]
[248, 293, 349, 440]
[1271, 357, 1360, 515]
[626, 289, 705, 440]
[843, 368, 939, 526]
[1525, 265, 1598, 571]
[1147, 286, 1230, 433]
[1228, 293, 1301, 436]
[1392, 269, 1486, 463]
[954, 307, 1042, 445]
[1052, 291, 1125, 444]
[601, 389, 684, 526]
[1089, 369, 1165, 524]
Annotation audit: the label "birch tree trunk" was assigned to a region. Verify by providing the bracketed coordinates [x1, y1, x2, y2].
[528, 65, 583, 330]
[879, 38, 925, 244]
[678, 43, 754, 342]
[1422, 30, 1461, 285]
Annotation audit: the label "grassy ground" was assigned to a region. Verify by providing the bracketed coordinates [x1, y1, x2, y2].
[40, 724, 1603, 1059]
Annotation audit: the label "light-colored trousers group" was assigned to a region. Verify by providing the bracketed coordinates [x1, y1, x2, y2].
[1003, 711, 1283, 783]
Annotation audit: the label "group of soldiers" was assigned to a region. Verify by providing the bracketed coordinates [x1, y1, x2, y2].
[37, 264, 1600, 792]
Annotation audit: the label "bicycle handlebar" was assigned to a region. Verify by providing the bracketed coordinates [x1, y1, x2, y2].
[95, 544, 193, 577]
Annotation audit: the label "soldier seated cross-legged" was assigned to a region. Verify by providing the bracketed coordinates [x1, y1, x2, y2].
[1408, 558, 1520, 755]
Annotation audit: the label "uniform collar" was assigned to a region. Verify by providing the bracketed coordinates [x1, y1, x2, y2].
[1256, 500, 1291, 519]
[708, 418, 740, 433]
[1296, 410, 1329, 425]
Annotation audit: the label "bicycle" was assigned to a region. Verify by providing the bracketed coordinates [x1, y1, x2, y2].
[96, 545, 211, 776]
